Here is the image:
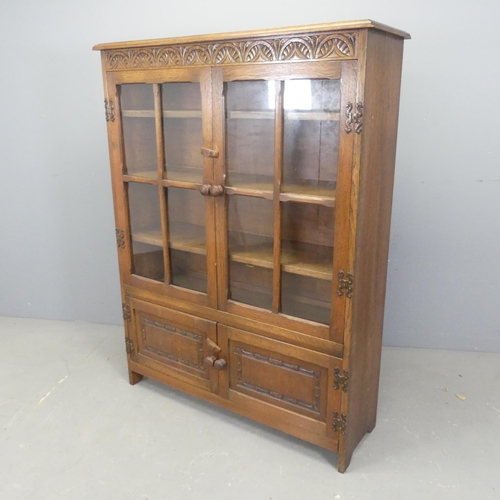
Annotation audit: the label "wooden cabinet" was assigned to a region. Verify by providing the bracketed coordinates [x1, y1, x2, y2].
[94, 19, 410, 472]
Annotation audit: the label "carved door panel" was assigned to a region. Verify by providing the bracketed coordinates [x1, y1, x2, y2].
[217, 325, 343, 441]
[127, 297, 219, 393]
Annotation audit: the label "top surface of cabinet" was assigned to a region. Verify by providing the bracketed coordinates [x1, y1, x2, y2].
[93, 19, 410, 51]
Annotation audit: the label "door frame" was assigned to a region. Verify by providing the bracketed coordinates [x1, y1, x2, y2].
[105, 67, 218, 309]
[211, 60, 356, 342]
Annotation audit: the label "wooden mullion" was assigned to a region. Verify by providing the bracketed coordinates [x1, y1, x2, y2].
[201, 70, 218, 309]
[211, 68, 229, 311]
[161, 179, 202, 190]
[272, 80, 284, 314]
[154, 83, 171, 285]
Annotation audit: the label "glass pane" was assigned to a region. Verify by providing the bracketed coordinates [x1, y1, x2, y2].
[167, 187, 207, 293]
[283, 79, 340, 198]
[281, 273, 332, 325]
[121, 84, 157, 179]
[225, 81, 274, 191]
[228, 196, 274, 310]
[162, 83, 203, 183]
[280, 202, 334, 324]
[129, 183, 164, 281]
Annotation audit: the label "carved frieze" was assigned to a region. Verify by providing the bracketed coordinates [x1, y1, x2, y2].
[105, 32, 356, 70]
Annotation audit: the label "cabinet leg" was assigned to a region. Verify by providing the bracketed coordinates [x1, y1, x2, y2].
[129, 370, 143, 385]
[338, 449, 353, 473]
[367, 418, 377, 433]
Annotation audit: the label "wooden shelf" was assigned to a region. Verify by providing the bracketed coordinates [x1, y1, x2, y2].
[163, 167, 204, 186]
[170, 237, 206, 255]
[279, 185, 336, 207]
[122, 110, 202, 118]
[122, 110, 155, 118]
[225, 185, 273, 200]
[230, 238, 333, 280]
[286, 111, 340, 121]
[122, 109, 339, 121]
[225, 173, 273, 199]
[123, 167, 204, 187]
[123, 169, 337, 206]
[122, 171, 335, 205]
[133, 230, 162, 247]
[225, 173, 335, 205]
[133, 226, 332, 280]
[133, 223, 206, 255]
[163, 110, 201, 118]
[228, 110, 340, 121]
[231, 242, 273, 268]
[169, 222, 207, 255]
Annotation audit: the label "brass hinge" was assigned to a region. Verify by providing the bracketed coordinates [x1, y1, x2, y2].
[125, 337, 134, 355]
[333, 411, 347, 435]
[122, 303, 131, 322]
[104, 98, 115, 122]
[337, 270, 354, 298]
[334, 368, 349, 392]
[345, 102, 363, 134]
[116, 228, 125, 249]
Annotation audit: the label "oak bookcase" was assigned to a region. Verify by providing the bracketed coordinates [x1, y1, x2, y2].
[94, 20, 409, 472]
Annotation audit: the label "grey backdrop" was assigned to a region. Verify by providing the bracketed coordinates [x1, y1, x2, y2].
[0, 0, 498, 352]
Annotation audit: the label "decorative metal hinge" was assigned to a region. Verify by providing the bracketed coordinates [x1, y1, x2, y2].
[337, 270, 354, 298]
[104, 98, 115, 122]
[116, 228, 125, 248]
[125, 337, 134, 355]
[122, 303, 131, 322]
[333, 411, 347, 435]
[334, 368, 349, 392]
[345, 102, 363, 134]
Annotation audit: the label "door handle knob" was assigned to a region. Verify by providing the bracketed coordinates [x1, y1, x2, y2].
[204, 355, 216, 368]
[210, 185, 224, 197]
[213, 358, 227, 370]
[199, 184, 211, 196]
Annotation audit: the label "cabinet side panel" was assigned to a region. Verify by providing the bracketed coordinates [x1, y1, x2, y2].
[341, 31, 405, 471]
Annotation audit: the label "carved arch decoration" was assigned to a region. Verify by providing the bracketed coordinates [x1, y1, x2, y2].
[105, 32, 356, 69]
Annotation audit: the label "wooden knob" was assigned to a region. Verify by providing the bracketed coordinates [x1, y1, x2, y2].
[213, 358, 227, 370]
[200, 147, 219, 158]
[203, 355, 216, 368]
[199, 184, 211, 196]
[210, 185, 224, 197]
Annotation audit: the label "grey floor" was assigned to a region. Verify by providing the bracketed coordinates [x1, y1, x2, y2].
[0, 316, 499, 500]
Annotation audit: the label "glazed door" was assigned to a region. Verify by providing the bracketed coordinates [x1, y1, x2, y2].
[108, 68, 218, 308]
[213, 61, 357, 342]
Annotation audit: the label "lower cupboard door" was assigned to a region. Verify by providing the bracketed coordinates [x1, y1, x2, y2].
[128, 298, 219, 393]
[217, 324, 343, 447]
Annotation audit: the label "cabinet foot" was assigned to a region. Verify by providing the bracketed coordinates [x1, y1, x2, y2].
[338, 450, 352, 473]
[367, 417, 377, 433]
[129, 370, 143, 385]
